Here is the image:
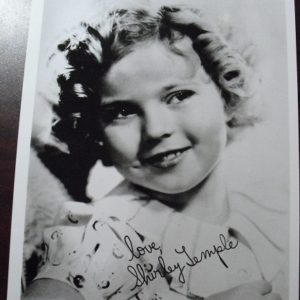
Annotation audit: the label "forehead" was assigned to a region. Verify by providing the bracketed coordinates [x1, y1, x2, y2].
[102, 38, 203, 98]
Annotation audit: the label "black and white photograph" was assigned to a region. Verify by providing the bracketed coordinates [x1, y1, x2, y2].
[6, 0, 299, 299]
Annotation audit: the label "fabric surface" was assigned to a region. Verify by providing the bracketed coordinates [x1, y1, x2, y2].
[35, 182, 287, 299]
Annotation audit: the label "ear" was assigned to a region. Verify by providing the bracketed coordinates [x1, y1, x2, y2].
[224, 108, 234, 127]
[224, 112, 237, 144]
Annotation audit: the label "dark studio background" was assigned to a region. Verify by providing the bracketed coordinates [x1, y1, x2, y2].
[0, 0, 299, 299]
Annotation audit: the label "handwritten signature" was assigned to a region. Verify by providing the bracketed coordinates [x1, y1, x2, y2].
[124, 234, 239, 290]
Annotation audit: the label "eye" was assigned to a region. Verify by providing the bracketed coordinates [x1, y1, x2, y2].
[100, 103, 139, 124]
[166, 90, 195, 104]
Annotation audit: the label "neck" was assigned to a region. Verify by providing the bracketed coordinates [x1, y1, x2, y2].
[133, 163, 229, 224]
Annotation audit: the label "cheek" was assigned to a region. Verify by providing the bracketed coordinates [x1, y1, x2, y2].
[103, 122, 141, 163]
[183, 100, 227, 144]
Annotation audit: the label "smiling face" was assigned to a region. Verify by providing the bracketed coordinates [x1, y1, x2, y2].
[99, 39, 228, 196]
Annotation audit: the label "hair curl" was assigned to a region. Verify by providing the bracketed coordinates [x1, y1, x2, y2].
[47, 5, 261, 165]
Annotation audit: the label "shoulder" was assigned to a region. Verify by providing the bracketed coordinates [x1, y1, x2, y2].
[34, 191, 148, 299]
[228, 190, 288, 251]
[227, 190, 288, 290]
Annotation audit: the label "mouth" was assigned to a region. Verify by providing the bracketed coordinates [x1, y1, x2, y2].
[141, 146, 191, 169]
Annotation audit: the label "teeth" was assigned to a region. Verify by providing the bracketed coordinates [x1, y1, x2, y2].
[164, 153, 176, 161]
[162, 151, 181, 161]
[143, 148, 190, 168]
[146, 149, 187, 165]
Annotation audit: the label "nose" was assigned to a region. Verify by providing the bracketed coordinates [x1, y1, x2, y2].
[142, 104, 175, 141]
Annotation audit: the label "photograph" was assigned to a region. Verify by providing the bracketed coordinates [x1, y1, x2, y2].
[6, 0, 299, 299]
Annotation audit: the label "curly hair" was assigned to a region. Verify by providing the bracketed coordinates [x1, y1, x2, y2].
[47, 5, 261, 165]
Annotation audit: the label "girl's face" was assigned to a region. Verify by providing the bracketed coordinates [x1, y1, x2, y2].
[99, 39, 228, 195]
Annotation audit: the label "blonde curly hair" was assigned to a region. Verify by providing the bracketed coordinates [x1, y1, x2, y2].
[47, 5, 261, 165]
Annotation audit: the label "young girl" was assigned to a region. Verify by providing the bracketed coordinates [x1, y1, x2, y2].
[23, 3, 286, 300]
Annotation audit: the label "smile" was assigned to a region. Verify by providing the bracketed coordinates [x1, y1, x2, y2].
[142, 147, 191, 169]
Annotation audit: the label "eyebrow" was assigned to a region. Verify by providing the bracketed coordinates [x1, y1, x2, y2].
[163, 84, 177, 92]
[99, 82, 194, 108]
[99, 100, 135, 109]
[162, 81, 196, 92]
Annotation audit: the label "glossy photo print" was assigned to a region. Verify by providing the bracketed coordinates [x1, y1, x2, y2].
[7, 0, 299, 299]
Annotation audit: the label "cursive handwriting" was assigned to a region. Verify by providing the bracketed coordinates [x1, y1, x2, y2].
[127, 255, 185, 290]
[125, 233, 239, 289]
[124, 235, 161, 261]
[175, 234, 239, 268]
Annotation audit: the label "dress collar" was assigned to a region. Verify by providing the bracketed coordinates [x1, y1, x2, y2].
[93, 182, 285, 298]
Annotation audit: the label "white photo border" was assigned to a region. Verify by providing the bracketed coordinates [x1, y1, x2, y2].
[7, 0, 299, 299]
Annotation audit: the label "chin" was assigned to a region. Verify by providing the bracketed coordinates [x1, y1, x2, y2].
[145, 176, 205, 195]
